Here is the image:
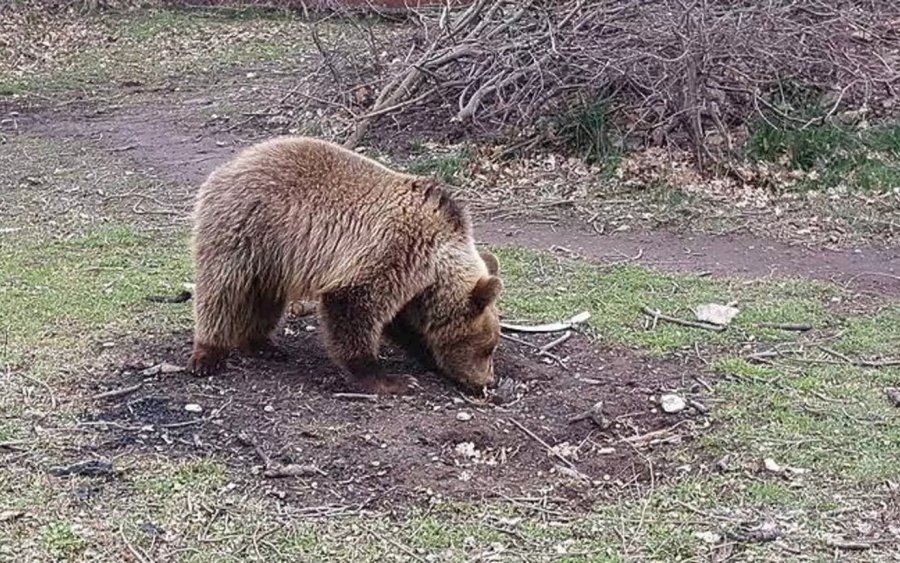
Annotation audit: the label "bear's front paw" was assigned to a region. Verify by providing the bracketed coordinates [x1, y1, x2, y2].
[188, 344, 227, 376]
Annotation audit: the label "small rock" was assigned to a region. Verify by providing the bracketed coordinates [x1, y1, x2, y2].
[763, 457, 783, 473]
[886, 388, 900, 407]
[694, 303, 740, 326]
[715, 455, 730, 472]
[489, 378, 517, 405]
[660, 393, 686, 413]
[694, 530, 722, 544]
[264, 405, 275, 413]
[140, 364, 163, 376]
[454, 442, 479, 459]
[184, 404, 203, 413]
[159, 362, 183, 374]
[456, 411, 473, 422]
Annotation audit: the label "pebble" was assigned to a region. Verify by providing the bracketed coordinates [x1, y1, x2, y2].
[456, 411, 473, 422]
[184, 403, 203, 413]
[660, 393, 686, 413]
[763, 457, 783, 473]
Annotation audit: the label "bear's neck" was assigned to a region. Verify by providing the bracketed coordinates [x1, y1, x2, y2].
[410, 239, 485, 327]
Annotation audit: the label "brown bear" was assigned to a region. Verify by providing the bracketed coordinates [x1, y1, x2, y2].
[187, 136, 502, 395]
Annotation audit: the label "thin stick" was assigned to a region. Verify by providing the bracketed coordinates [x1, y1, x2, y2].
[622, 420, 692, 445]
[120, 525, 152, 563]
[18, 372, 57, 409]
[757, 322, 812, 332]
[333, 392, 379, 401]
[500, 333, 540, 350]
[539, 331, 572, 354]
[362, 525, 427, 563]
[0, 440, 31, 450]
[501, 311, 591, 333]
[818, 345, 900, 368]
[640, 306, 726, 332]
[509, 418, 588, 480]
[92, 383, 143, 401]
[824, 538, 876, 551]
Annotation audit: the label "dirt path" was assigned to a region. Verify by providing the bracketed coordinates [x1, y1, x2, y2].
[19, 104, 900, 297]
[480, 222, 900, 296]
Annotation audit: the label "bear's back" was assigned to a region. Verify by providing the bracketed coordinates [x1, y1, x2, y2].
[192, 136, 473, 297]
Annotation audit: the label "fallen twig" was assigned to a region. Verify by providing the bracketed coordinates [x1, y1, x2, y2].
[145, 290, 192, 304]
[237, 431, 271, 469]
[48, 459, 114, 478]
[567, 401, 611, 429]
[539, 331, 572, 354]
[640, 306, 726, 332]
[92, 383, 143, 401]
[621, 420, 692, 445]
[262, 464, 326, 479]
[0, 440, 30, 450]
[362, 524, 427, 563]
[509, 418, 589, 481]
[333, 392, 379, 401]
[817, 345, 900, 368]
[756, 322, 812, 332]
[120, 525, 152, 563]
[824, 537, 875, 551]
[501, 311, 590, 333]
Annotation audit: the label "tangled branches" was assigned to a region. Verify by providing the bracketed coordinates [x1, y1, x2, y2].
[336, 0, 900, 166]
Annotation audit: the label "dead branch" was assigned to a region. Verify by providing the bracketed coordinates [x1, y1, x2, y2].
[509, 418, 590, 481]
[316, 0, 900, 165]
[500, 311, 590, 333]
[92, 383, 143, 401]
[757, 322, 813, 332]
[641, 306, 727, 332]
[817, 345, 900, 368]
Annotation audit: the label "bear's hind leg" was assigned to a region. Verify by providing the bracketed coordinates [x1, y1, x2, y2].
[189, 287, 238, 376]
[319, 285, 415, 395]
[242, 289, 288, 360]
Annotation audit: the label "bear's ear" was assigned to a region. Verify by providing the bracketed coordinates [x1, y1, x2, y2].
[471, 276, 502, 312]
[479, 251, 500, 276]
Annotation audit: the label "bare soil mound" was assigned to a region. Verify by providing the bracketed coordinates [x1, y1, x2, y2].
[78, 314, 700, 508]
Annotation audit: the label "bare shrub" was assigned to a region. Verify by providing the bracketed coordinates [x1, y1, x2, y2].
[325, 0, 900, 167]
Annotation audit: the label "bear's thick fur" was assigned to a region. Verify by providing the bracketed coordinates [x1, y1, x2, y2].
[188, 136, 502, 394]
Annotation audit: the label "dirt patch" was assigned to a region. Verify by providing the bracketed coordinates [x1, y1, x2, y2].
[78, 314, 701, 508]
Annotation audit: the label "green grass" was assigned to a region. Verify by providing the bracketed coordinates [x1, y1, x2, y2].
[0, 223, 192, 367]
[558, 95, 620, 172]
[41, 520, 87, 561]
[0, 8, 316, 96]
[745, 83, 900, 192]
[492, 245, 837, 354]
[1, 129, 898, 561]
[492, 241, 900, 492]
[405, 145, 474, 185]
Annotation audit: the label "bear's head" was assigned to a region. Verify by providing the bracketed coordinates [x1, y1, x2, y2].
[426, 251, 503, 390]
